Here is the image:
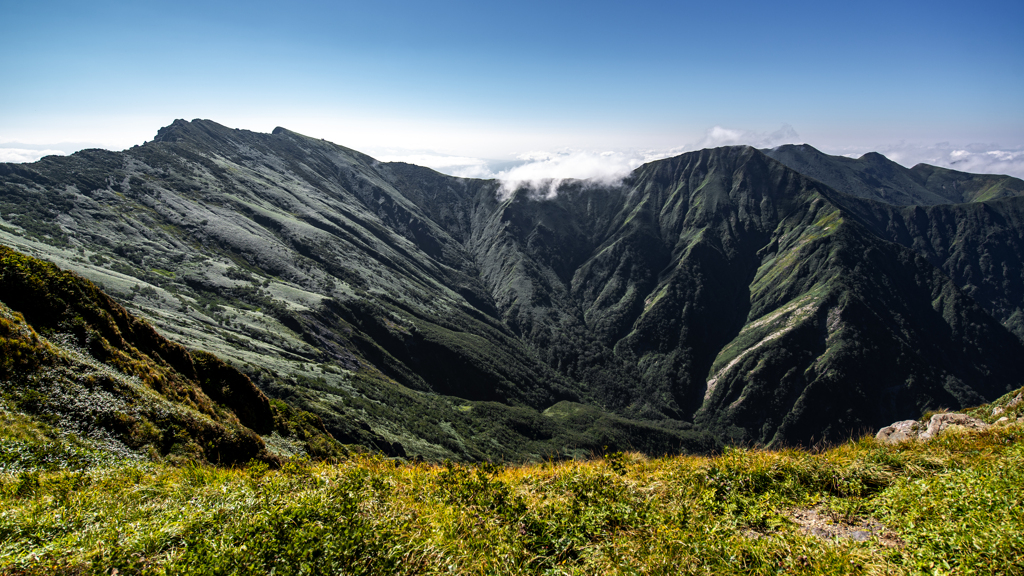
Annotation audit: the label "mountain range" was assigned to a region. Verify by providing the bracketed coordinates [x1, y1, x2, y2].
[2, 119, 1022, 461]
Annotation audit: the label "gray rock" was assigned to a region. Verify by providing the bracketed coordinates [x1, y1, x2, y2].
[919, 413, 989, 441]
[849, 530, 872, 542]
[1009, 393, 1023, 409]
[993, 406, 1006, 416]
[878, 413, 990, 443]
[876, 420, 925, 443]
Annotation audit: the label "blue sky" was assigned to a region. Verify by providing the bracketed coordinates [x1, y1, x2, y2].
[3, 0, 1023, 178]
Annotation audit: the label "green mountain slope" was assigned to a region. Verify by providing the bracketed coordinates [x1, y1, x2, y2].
[0, 245, 343, 466]
[697, 214, 1023, 444]
[1, 119, 1022, 455]
[764, 143, 1024, 205]
[459, 146, 1024, 444]
[828, 194, 1024, 340]
[0, 120, 715, 460]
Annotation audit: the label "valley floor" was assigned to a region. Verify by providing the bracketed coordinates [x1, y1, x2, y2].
[2, 412, 1023, 575]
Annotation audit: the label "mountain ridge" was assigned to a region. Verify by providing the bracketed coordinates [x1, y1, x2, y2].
[2, 119, 1022, 458]
[764, 143, 1024, 205]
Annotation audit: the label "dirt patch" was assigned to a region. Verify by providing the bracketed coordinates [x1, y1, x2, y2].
[787, 507, 903, 547]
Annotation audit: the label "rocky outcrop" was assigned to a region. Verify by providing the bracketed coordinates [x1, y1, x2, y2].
[877, 413, 989, 444]
[875, 420, 926, 443]
[919, 413, 989, 440]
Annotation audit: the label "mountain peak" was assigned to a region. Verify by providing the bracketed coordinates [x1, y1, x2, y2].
[857, 151, 891, 163]
[770, 143, 824, 155]
[152, 118, 193, 143]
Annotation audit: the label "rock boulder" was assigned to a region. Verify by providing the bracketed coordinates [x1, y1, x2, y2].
[877, 413, 989, 444]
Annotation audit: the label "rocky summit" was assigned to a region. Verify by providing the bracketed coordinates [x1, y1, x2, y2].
[2, 119, 1023, 461]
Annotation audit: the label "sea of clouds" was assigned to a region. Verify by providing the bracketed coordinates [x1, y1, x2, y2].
[866, 143, 1024, 180]
[377, 126, 807, 197]
[0, 147, 69, 163]
[376, 125, 1024, 193]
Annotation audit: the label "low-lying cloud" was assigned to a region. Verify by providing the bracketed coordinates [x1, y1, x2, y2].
[492, 149, 663, 198]
[0, 148, 67, 163]
[694, 124, 801, 150]
[387, 126, 1024, 198]
[6, 128, 1021, 194]
[869, 143, 1024, 179]
[393, 125, 807, 198]
[375, 152, 494, 178]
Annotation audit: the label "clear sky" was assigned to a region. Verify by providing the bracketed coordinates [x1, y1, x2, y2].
[3, 0, 1023, 178]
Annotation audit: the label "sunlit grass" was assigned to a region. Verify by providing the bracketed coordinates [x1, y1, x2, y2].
[2, 421, 1023, 574]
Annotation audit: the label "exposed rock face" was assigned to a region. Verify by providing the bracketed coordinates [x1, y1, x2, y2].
[877, 413, 989, 444]
[920, 413, 989, 441]
[876, 420, 926, 443]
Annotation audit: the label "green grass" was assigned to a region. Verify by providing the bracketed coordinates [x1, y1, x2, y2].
[2, 420, 1023, 574]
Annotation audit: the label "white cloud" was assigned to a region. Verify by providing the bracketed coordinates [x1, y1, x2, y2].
[870, 143, 1024, 179]
[500, 149, 645, 183]
[372, 149, 506, 179]
[448, 164, 497, 179]
[493, 149, 654, 199]
[486, 125, 804, 198]
[0, 148, 67, 163]
[695, 124, 801, 149]
[367, 124, 808, 199]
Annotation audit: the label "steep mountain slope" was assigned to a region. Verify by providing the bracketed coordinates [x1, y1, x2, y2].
[830, 194, 1024, 340]
[0, 120, 715, 460]
[2, 119, 1022, 453]
[0, 245, 342, 466]
[764, 144, 1024, 205]
[457, 147, 1024, 444]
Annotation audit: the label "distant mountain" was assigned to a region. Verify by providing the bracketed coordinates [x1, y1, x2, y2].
[764, 144, 1024, 205]
[1, 119, 1022, 457]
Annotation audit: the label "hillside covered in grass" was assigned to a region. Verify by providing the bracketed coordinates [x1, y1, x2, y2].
[0, 244, 345, 466]
[2, 389, 1023, 574]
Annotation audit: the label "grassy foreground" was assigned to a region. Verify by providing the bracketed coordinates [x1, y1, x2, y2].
[2, 418, 1023, 575]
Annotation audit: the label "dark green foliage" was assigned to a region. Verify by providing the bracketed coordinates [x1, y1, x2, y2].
[192, 350, 275, 434]
[834, 194, 1024, 340]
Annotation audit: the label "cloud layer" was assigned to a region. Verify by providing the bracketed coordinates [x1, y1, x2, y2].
[0, 148, 67, 163]
[870, 143, 1024, 179]
[375, 152, 494, 178]
[387, 126, 1024, 192]
[382, 125, 807, 196]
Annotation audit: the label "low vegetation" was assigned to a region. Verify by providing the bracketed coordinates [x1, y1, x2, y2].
[2, 408, 1022, 574]
[0, 244, 345, 466]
